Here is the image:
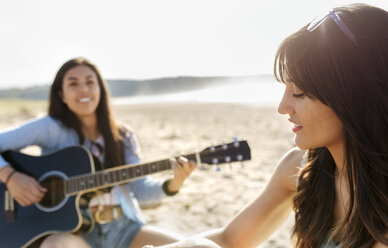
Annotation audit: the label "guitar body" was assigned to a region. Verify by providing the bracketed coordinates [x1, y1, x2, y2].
[0, 146, 94, 248]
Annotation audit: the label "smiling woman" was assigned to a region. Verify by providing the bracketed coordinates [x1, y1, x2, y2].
[148, 3, 388, 248]
[0, 57, 197, 248]
[278, 82, 344, 151]
[60, 66, 101, 121]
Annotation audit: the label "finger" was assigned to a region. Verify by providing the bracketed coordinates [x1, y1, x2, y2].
[177, 156, 188, 165]
[189, 161, 198, 170]
[16, 198, 29, 207]
[177, 158, 197, 173]
[169, 158, 178, 169]
[14, 191, 34, 206]
[20, 189, 43, 204]
[35, 182, 47, 193]
[30, 183, 46, 199]
[37, 184, 48, 193]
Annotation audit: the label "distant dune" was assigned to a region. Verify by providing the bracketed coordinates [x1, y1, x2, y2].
[0, 75, 275, 100]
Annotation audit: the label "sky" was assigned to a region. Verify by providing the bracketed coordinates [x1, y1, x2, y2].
[0, 0, 387, 89]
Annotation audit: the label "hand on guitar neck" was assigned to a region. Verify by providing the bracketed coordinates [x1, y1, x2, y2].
[167, 156, 197, 193]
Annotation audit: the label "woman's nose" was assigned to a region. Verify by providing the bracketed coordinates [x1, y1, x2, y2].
[278, 92, 293, 115]
[79, 82, 88, 91]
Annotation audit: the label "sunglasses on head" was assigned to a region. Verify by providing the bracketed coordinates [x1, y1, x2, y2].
[307, 10, 357, 45]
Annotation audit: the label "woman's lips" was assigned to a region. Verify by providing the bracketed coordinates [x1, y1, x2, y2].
[292, 124, 303, 132]
[79, 97, 91, 103]
[289, 118, 303, 132]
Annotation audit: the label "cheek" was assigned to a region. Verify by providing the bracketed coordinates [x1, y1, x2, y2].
[311, 107, 344, 145]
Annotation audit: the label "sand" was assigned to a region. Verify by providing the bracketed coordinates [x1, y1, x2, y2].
[0, 102, 295, 247]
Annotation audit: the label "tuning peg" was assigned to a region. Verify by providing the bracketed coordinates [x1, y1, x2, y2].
[210, 145, 216, 152]
[233, 137, 240, 148]
[236, 154, 244, 168]
[222, 143, 227, 150]
[212, 158, 221, 172]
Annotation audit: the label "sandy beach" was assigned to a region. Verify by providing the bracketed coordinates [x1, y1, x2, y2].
[0, 101, 295, 247]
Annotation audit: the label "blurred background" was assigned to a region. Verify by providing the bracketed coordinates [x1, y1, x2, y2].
[0, 0, 387, 104]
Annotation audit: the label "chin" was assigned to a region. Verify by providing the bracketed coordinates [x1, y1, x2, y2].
[294, 137, 312, 150]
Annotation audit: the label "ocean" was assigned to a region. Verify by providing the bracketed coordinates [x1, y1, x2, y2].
[112, 80, 284, 106]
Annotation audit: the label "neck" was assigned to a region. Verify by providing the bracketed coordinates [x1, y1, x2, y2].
[79, 114, 100, 141]
[327, 140, 346, 176]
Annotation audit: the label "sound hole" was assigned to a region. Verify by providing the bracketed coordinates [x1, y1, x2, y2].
[39, 176, 65, 208]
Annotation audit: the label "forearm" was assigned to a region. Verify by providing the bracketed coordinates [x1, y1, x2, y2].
[200, 228, 230, 248]
[146, 235, 222, 248]
[0, 165, 14, 184]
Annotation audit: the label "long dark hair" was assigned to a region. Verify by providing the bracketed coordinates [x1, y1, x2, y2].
[49, 57, 124, 169]
[274, 4, 388, 247]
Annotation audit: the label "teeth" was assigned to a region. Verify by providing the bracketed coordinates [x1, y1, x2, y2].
[293, 123, 302, 128]
[79, 97, 91, 103]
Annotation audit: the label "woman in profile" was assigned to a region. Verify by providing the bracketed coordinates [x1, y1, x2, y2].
[151, 3, 388, 248]
[0, 57, 196, 248]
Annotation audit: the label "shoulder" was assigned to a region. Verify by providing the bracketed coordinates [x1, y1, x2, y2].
[272, 147, 306, 192]
[44, 116, 74, 132]
[16, 115, 59, 129]
[118, 123, 135, 138]
[118, 123, 141, 153]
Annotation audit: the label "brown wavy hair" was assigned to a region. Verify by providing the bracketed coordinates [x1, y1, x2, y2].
[274, 4, 388, 247]
[48, 57, 124, 169]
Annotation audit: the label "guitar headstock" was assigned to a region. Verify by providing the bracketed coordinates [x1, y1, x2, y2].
[199, 140, 251, 165]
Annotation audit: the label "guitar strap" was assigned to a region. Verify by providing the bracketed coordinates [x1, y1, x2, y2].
[4, 190, 15, 223]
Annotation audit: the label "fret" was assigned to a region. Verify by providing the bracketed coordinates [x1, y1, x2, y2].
[66, 180, 71, 194]
[128, 166, 135, 178]
[96, 173, 101, 187]
[160, 159, 170, 171]
[73, 178, 79, 192]
[114, 170, 119, 182]
[103, 173, 109, 185]
[110, 172, 114, 184]
[135, 166, 142, 177]
[107, 171, 112, 184]
[95, 173, 100, 187]
[79, 177, 86, 190]
[121, 169, 128, 179]
[109, 171, 114, 183]
[150, 162, 157, 172]
[143, 163, 150, 175]
[115, 170, 119, 182]
[71, 178, 77, 192]
[71, 179, 76, 193]
[87, 175, 94, 188]
[78, 177, 84, 191]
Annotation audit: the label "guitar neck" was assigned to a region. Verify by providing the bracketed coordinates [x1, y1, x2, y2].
[65, 153, 196, 196]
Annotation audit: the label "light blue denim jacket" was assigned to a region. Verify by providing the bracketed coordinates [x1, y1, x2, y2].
[0, 116, 167, 223]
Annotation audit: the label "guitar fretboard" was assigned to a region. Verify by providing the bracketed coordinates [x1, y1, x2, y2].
[65, 154, 196, 195]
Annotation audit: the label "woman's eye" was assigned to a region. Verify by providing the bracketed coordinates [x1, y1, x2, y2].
[87, 80, 96, 85]
[292, 93, 305, 98]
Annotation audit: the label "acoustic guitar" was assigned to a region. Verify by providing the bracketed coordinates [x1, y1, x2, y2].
[0, 140, 251, 248]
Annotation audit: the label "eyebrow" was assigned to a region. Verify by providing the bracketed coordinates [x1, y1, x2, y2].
[65, 75, 96, 81]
